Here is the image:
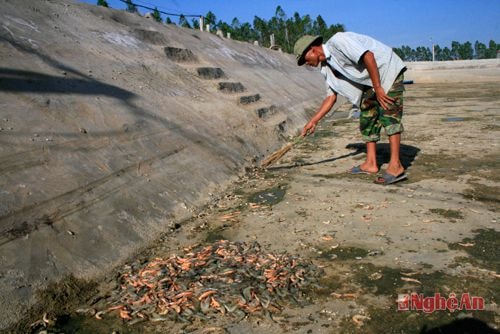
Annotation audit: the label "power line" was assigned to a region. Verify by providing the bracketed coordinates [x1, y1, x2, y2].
[128, 0, 184, 15]
[117, 0, 201, 18]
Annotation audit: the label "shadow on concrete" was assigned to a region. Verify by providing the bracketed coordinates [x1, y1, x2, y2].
[0, 35, 92, 79]
[266, 146, 365, 171]
[0, 35, 170, 132]
[0, 68, 135, 98]
[420, 318, 499, 334]
[0, 35, 242, 161]
[345, 142, 421, 170]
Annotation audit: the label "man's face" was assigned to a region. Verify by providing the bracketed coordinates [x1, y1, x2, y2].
[304, 47, 321, 67]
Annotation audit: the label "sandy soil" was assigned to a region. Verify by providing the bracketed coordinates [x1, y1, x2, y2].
[10, 82, 500, 333]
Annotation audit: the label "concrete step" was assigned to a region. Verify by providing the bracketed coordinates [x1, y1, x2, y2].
[238, 93, 260, 105]
[132, 29, 168, 45]
[217, 82, 245, 93]
[164, 46, 198, 63]
[255, 105, 277, 119]
[196, 67, 225, 79]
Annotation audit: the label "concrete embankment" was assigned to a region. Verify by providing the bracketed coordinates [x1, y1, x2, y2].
[405, 59, 500, 83]
[0, 0, 347, 328]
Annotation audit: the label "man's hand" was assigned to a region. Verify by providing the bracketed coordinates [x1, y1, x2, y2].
[301, 120, 318, 137]
[374, 86, 395, 110]
[301, 94, 335, 137]
[363, 51, 395, 110]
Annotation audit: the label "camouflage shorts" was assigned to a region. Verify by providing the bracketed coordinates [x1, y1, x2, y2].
[359, 72, 405, 142]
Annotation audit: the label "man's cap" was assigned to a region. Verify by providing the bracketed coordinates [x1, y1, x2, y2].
[293, 35, 323, 66]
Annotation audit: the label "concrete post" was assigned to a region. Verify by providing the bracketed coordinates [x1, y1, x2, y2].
[199, 16, 204, 31]
[270, 34, 275, 47]
[206, 24, 210, 32]
[227, 32, 231, 39]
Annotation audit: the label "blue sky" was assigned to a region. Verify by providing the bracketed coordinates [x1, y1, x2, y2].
[79, 0, 500, 48]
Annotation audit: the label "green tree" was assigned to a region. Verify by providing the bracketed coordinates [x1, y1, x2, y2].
[433, 45, 443, 61]
[272, 6, 288, 49]
[97, 0, 108, 7]
[287, 12, 314, 53]
[457, 41, 473, 59]
[231, 18, 241, 30]
[165, 17, 175, 25]
[327, 23, 344, 37]
[393, 47, 404, 60]
[397, 45, 415, 61]
[166, 6, 347, 55]
[152, 7, 162, 23]
[237, 22, 257, 42]
[292, 15, 343, 53]
[415, 46, 431, 61]
[450, 41, 460, 59]
[204, 11, 217, 31]
[485, 40, 498, 58]
[474, 41, 487, 59]
[124, 0, 137, 13]
[191, 18, 200, 30]
[312, 15, 328, 38]
[253, 16, 269, 46]
[179, 15, 191, 28]
[440, 47, 452, 61]
[217, 20, 231, 36]
[292, 12, 313, 35]
[230, 17, 241, 38]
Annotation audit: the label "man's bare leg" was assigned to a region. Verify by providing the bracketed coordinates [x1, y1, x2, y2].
[360, 141, 379, 173]
[385, 133, 404, 176]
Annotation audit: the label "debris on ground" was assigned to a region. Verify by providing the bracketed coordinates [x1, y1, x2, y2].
[99, 240, 323, 323]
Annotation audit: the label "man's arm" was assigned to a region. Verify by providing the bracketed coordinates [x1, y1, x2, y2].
[362, 51, 395, 110]
[301, 94, 336, 137]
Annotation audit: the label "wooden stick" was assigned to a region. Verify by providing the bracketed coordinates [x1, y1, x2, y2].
[261, 137, 303, 168]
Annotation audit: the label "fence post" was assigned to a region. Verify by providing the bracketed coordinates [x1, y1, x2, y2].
[199, 16, 204, 31]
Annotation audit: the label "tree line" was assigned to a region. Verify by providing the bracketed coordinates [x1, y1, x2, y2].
[98, 1, 499, 61]
[394, 41, 499, 61]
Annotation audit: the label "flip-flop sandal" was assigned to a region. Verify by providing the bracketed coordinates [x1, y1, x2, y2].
[349, 165, 374, 175]
[374, 172, 408, 185]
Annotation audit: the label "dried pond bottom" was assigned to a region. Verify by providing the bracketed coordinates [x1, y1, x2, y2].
[99, 240, 323, 324]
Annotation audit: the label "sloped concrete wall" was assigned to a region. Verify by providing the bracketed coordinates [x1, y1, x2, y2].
[0, 0, 346, 327]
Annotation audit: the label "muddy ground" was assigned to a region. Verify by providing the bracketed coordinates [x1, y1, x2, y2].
[9, 81, 499, 333]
